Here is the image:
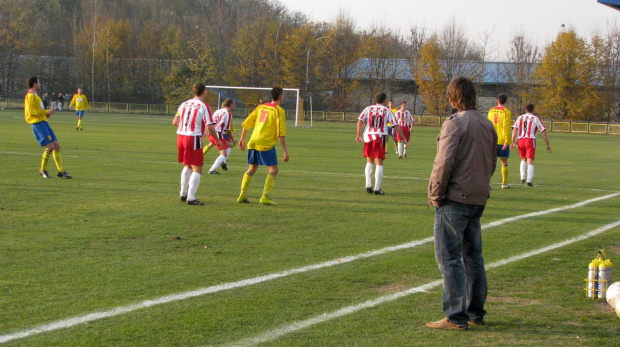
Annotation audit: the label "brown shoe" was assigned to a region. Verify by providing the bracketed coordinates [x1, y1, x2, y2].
[468, 320, 485, 326]
[425, 317, 468, 330]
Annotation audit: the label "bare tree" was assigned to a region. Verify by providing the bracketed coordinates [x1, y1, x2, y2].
[439, 18, 477, 82]
[405, 24, 427, 114]
[505, 31, 539, 112]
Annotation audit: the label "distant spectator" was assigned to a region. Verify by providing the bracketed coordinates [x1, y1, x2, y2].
[57, 93, 64, 111]
[42, 93, 49, 109]
[50, 93, 58, 111]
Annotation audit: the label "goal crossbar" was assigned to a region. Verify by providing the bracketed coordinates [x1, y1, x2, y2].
[204, 85, 305, 127]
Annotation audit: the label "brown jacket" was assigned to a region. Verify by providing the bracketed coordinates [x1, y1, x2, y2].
[428, 109, 498, 207]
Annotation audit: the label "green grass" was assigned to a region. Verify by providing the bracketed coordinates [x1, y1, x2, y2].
[0, 109, 619, 346]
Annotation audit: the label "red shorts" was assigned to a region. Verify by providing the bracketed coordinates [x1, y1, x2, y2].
[363, 137, 386, 159]
[397, 128, 410, 142]
[177, 134, 204, 166]
[209, 134, 228, 151]
[517, 138, 536, 160]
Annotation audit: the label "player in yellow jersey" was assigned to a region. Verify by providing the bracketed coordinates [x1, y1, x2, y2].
[386, 100, 399, 154]
[69, 88, 89, 130]
[487, 94, 512, 188]
[24, 76, 72, 179]
[236, 87, 289, 205]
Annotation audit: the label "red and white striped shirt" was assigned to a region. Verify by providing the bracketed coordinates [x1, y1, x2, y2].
[212, 108, 232, 133]
[358, 104, 397, 142]
[512, 113, 546, 139]
[175, 98, 214, 136]
[395, 110, 413, 128]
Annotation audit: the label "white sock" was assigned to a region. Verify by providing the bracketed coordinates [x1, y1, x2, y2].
[365, 162, 373, 188]
[188, 172, 201, 201]
[210, 154, 226, 172]
[180, 166, 191, 197]
[374, 165, 383, 191]
[225, 148, 231, 158]
[527, 165, 534, 183]
[404, 143, 408, 155]
[520, 161, 527, 180]
[398, 142, 403, 156]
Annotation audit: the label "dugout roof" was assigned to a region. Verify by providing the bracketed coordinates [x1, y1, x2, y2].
[598, 0, 620, 10]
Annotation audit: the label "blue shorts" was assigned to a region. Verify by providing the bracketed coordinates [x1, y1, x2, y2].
[247, 148, 277, 166]
[497, 145, 510, 158]
[386, 126, 392, 136]
[32, 122, 57, 146]
[76, 110, 85, 117]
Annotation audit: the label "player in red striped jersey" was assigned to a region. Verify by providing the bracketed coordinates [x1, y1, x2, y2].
[173, 83, 221, 205]
[356, 92, 407, 195]
[394, 101, 414, 159]
[208, 98, 236, 174]
[510, 104, 551, 187]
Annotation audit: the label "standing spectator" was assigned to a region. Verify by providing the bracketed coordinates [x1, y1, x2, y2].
[236, 87, 289, 205]
[356, 92, 407, 195]
[69, 89, 90, 130]
[57, 93, 64, 111]
[173, 82, 221, 205]
[42, 93, 49, 109]
[487, 94, 512, 188]
[50, 93, 58, 111]
[426, 76, 497, 330]
[394, 101, 414, 159]
[24, 77, 72, 179]
[510, 104, 551, 187]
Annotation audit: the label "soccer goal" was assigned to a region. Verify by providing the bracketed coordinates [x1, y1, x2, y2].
[204, 85, 310, 127]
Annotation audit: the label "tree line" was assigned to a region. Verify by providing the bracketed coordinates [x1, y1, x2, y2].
[1, 0, 618, 121]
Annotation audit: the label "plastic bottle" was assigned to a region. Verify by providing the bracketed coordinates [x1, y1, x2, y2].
[598, 259, 613, 299]
[588, 258, 600, 298]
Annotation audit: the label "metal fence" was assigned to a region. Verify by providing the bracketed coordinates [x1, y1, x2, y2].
[2, 97, 618, 135]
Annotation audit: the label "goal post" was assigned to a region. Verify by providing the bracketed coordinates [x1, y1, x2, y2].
[204, 85, 310, 127]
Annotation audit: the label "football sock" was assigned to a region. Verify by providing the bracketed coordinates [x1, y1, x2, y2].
[527, 165, 534, 183]
[398, 142, 404, 156]
[52, 150, 64, 172]
[180, 166, 191, 197]
[41, 150, 52, 171]
[240, 172, 253, 196]
[210, 154, 226, 172]
[203, 142, 213, 154]
[188, 172, 201, 200]
[501, 165, 509, 185]
[262, 172, 276, 197]
[520, 160, 527, 180]
[77, 118, 82, 128]
[365, 162, 373, 188]
[374, 165, 383, 191]
[225, 148, 231, 158]
[394, 142, 398, 152]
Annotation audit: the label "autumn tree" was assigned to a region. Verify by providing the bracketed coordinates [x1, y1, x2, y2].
[314, 12, 360, 111]
[535, 29, 599, 120]
[590, 25, 620, 122]
[405, 25, 427, 114]
[415, 35, 447, 116]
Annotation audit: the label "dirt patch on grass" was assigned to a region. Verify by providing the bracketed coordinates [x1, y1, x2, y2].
[375, 283, 407, 293]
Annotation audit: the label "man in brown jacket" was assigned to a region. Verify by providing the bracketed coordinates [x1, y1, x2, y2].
[426, 76, 497, 330]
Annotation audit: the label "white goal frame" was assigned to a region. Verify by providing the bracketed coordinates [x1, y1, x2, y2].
[204, 85, 307, 127]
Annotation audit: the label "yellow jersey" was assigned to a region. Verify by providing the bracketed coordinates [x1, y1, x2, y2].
[70, 93, 89, 110]
[487, 106, 512, 145]
[24, 92, 49, 124]
[387, 107, 398, 127]
[242, 103, 287, 151]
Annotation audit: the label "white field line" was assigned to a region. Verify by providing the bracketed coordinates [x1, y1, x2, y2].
[229, 220, 620, 347]
[0, 193, 618, 344]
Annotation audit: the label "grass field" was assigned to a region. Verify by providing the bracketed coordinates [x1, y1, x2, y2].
[1, 109, 619, 346]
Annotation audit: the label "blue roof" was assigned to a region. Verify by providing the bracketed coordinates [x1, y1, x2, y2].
[598, 0, 620, 10]
[348, 58, 533, 85]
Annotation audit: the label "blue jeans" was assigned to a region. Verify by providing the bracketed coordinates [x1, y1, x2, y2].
[433, 199, 487, 324]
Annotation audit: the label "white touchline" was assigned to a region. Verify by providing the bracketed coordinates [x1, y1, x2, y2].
[229, 220, 620, 347]
[0, 193, 618, 344]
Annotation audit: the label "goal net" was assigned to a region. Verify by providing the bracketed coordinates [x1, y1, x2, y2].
[204, 85, 309, 127]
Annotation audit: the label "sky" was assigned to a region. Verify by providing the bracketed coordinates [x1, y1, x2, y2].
[282, 0, 619, 60]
